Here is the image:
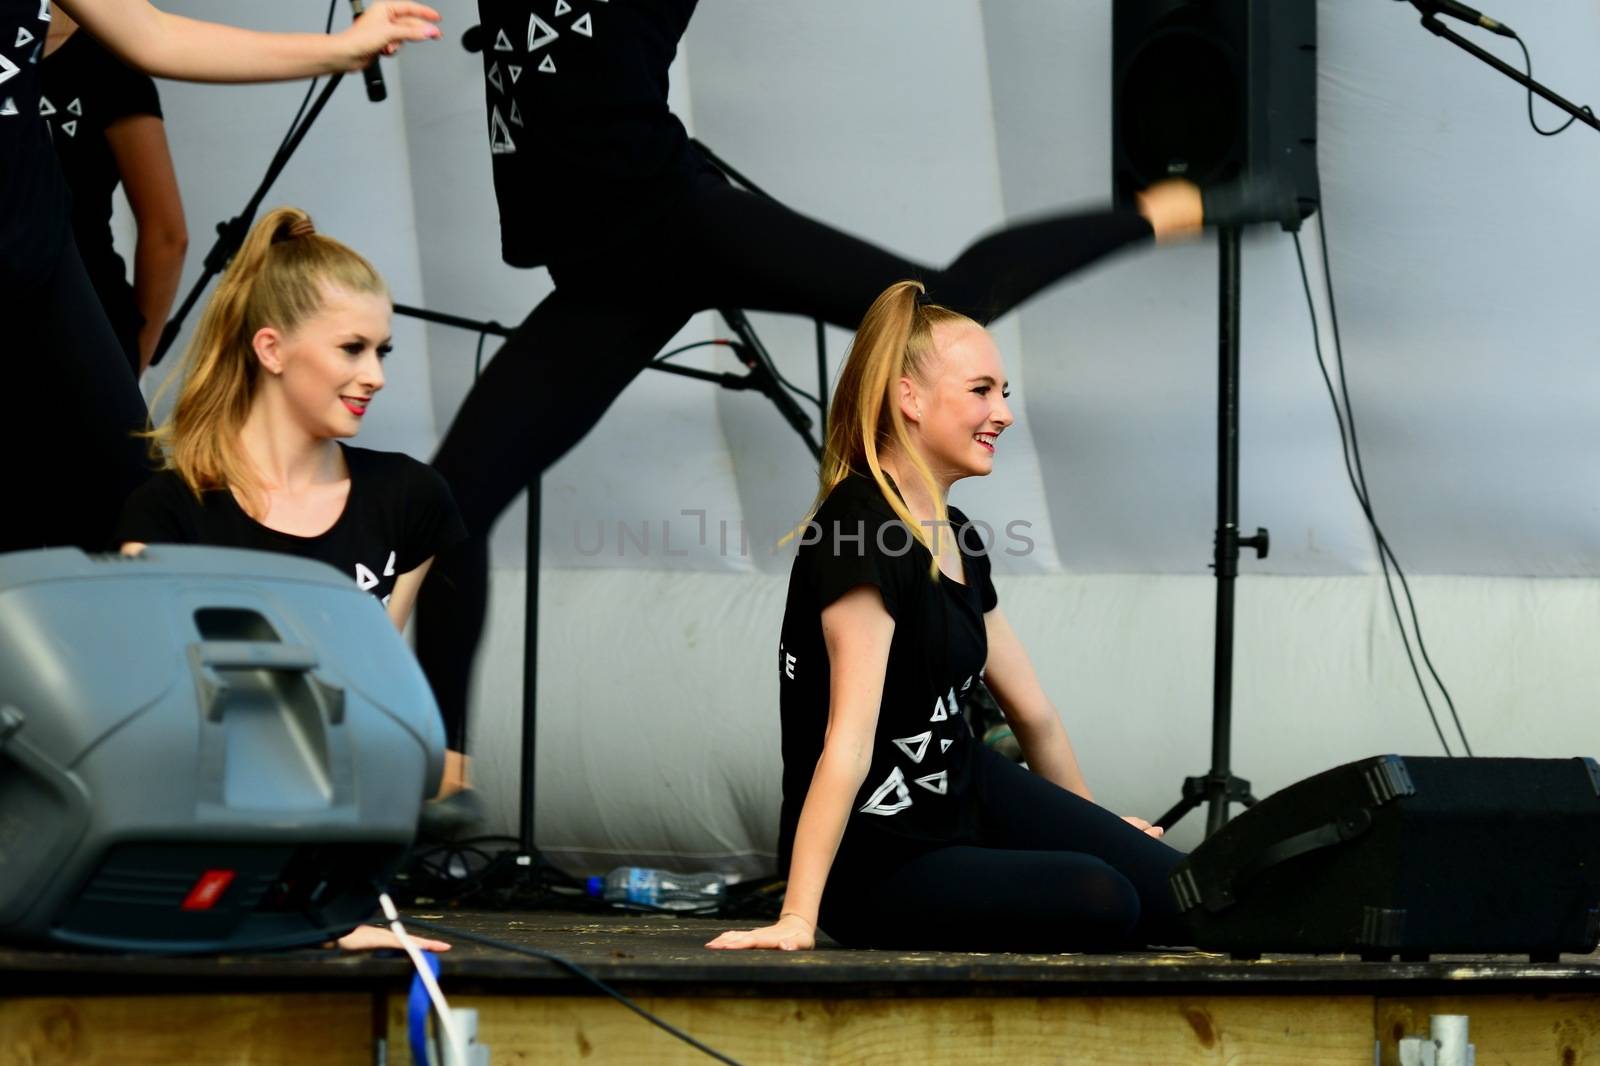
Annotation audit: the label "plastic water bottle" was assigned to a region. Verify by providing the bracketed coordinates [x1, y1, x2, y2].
[586, 867, 726, 912]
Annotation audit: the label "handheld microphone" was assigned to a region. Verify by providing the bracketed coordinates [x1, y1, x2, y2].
[348, 0, 388, 102]
[462, 24, 484, 54]
[1400, 0, 1515, 38]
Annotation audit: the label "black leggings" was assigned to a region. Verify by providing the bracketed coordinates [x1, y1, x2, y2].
[4, 238, 151, 553]
[418, 168, 1154, 747]
[820, 749, 1188, 952]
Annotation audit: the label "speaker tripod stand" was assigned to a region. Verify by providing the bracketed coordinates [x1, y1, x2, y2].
[1155, 225, 1268, 837]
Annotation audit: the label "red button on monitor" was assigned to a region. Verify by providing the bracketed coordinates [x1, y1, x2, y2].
[181, 869, 236, 911]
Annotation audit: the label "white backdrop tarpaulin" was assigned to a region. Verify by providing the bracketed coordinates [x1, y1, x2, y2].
[140, 0, 1600, 866]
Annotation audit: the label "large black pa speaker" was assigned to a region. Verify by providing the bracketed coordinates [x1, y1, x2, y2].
[1113, 0, 1319, 217]
[1170, 756, 1600, 960]
[0, 547, 445, 953]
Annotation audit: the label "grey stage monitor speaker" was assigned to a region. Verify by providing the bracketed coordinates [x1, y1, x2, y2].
[0, 546, 445, 952]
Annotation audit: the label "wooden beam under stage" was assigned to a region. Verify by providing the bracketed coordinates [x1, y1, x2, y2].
[3, 910, 1600, 1064]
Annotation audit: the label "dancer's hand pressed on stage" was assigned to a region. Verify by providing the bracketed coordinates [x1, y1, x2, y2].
[1121, 815, 1164, 839]
[705, 913, 815, 952]
[333, 925, 452, 953]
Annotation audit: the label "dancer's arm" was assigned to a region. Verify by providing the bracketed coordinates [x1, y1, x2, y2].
[982, 605, 1091, 799]
[387, 559, 433, 631]
[106, 115, 186, 374]
[983, 606, 1164, 838]
[58, 0, 441, 82]
[706, 585, 893, 951]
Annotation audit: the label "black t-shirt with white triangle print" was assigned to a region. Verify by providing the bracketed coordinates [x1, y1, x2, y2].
[475, 0, 700, 269]
[114, 445, 467, 608]
[41, 31, 163, 343]
[1, 0, 72, 293]
[776, 473, 999, 867]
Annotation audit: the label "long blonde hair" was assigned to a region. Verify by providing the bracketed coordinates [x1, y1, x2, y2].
[145, 207, 388, 515]
[806, 280, 978, 572]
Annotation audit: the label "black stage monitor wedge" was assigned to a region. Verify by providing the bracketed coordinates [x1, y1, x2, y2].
[1112, 0, 1319, 218]
[0, 547, 446, 953]
[1170, 755, 1600, 961]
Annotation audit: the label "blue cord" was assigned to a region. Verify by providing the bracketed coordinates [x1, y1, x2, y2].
[407, 950, 442, 1066]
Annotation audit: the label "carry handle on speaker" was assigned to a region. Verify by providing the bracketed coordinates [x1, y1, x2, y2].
[186, 639, 346, 724]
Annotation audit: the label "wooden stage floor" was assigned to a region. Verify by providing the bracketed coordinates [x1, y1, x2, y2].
[5, 909, 1600, 1064]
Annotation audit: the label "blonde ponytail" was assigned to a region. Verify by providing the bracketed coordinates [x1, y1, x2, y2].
[143, 207, 388, 516]
[802, 280, 976, 575]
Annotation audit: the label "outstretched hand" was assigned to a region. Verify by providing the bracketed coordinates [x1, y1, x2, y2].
[1122, 814, 1165, 840]
[334, 924, 452, 953]
[340, 2, 442, 68]
[705, 913, 815, 952]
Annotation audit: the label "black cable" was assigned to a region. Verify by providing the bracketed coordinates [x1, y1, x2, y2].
[1290, 211, 1471, 756]
[1514, 34, 1594, 136]
[402, 917, 747, 1066]
[1312, 208, 1470, 755]
[1292, 235, 1454, 756]
[653, 338, 736, 365]
[766, 359, 825, 413]
[655, 338, 826, 412]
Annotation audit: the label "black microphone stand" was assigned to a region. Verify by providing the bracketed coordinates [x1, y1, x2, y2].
[1409, 12, 1600, 133]
[151, 73, 347, 367]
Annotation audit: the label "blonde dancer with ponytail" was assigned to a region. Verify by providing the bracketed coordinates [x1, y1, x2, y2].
[117, 208, 475, 832]
[710, 282, 1185, 955]
[2, 0, 440, 554]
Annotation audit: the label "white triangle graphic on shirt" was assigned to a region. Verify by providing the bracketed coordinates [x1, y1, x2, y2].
[67, 97, 81, 116]
[36, 93, 53, 115]
[38, 0, 50, 20]
[355, 562, 379, 591]
[948, 685, 959, 709]
[27, 41, 40, 65]
[509, 64, 524, 83]
[858, 766, 912, 816]
[15, 26, 33, 48]
[489, 104, 516, 153]
[492, 26, 514, 52]
[913, 770, 949, 795]
[0, 55, 19, 88]
[0, 97, 16, 117]
[940, 738, 953, 754]
[383, 550, 396, 577]
[891, 731, 932, 765]
[509, 99, 523, 127]
[929, 695, 947, 722]
[553, 0, 572, 15]
[961, 675, 973, 693]
[60, 118, 76, 137]
[537, 54, 556, 74]
[570, 12, 594, 37]
[486, 61, 504, 93]
[527, 13, 559, 51]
